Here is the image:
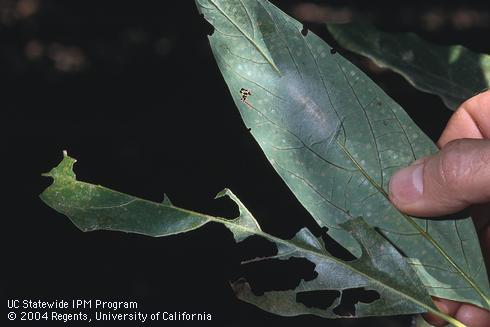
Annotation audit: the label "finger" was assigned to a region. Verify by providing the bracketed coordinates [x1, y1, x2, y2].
[455, 303, 490, 327]
[438, 90, 490, 147]
[389, 139, 490, 217]
[423, 297, 461, 326]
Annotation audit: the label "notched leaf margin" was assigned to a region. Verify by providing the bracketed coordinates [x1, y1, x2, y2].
[40, 152, 436, 319]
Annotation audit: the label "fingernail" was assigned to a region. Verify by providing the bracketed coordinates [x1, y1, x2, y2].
[389, 164, 424, 204]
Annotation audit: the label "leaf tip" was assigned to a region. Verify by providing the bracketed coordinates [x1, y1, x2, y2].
[215, 188, 232, 200]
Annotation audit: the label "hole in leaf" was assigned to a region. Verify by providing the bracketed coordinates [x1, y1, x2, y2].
[198, 13, 215, 36]
[333, 287, 380, 317]
[296, 290, 340, 310]
[235, 235, 277, 263]
[320, 227, 356, 261]
[213, 194, 240, 219]
[239, 257, 317, 295]
[330, 48, 337, 54]
[301, 22, 318, 37]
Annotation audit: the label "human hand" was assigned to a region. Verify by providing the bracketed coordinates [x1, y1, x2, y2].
[389, 90, 490, 327]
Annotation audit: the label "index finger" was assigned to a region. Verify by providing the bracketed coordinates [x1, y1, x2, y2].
[437, 90, 490, 148]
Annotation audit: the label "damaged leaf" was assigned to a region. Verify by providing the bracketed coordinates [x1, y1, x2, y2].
[327, 22, 490, 110]
[40, 152, 436, 318]
[197, 0, 489, 309]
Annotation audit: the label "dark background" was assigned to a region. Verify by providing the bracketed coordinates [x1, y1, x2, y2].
[4, 0, 490, 326]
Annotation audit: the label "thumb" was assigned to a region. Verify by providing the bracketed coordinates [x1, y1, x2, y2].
[389, 139, 490, 217]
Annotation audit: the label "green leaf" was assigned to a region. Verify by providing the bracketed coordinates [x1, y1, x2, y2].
[327, 22, 490, 110]
[41, 152, 438, 318]
[196, 0, 489, 309]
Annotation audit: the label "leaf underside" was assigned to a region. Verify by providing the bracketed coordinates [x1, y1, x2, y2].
[196, 0, 489, 309]
[327, 22, 490, 110]
[41, 152, 434, 318]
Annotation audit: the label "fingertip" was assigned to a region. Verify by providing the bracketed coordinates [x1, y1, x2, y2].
[455, 303, 490, 327]
[388, 163, 424, 208]
[438, 90, 490, 147]
[423, 298, 461, 326]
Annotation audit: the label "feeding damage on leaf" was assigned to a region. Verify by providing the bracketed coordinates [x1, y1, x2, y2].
[239, 87, 253, 109]
[41, 153, 435, 318]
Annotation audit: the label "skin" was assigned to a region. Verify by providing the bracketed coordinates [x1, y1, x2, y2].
[389, 90, 490, 327]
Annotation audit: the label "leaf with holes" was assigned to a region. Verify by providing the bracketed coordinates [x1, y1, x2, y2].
[41, 152, 438, 318]
[327, 22, 490, 110]
[196, 0, 489, 309]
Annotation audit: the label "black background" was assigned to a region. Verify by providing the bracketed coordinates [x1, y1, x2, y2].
[4, 0, 490, 326]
